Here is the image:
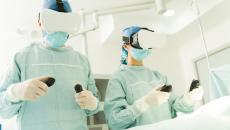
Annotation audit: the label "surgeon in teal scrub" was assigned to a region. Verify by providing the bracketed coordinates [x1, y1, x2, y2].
[104, 26, 204, 130]
[0, 0, 99, 130]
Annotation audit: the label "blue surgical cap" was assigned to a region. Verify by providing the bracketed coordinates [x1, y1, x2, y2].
[43, 0, 72, 12]
[122, 26, 141, 38]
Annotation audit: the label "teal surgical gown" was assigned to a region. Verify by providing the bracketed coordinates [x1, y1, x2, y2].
[104, 65, 194, 130]
[0, 43, 99, 130]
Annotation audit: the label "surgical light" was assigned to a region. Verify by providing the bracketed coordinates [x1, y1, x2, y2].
[163, 9, 175, 16]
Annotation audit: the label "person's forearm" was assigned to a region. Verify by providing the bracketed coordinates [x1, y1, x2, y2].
[0, 91, 23, 118]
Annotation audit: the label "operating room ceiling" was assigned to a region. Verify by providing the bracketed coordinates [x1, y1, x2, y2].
[0, 0, 225, 39]
[70, 0, 224, 34]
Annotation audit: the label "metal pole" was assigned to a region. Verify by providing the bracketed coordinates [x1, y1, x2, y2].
[84, 1, 154, 15]
[193, 0, 212, 102]
[80, 9, 89, 57]
[193, 0, 211, 69]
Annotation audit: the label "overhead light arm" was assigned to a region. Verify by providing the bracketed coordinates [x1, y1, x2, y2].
[155, 0, 166, 14]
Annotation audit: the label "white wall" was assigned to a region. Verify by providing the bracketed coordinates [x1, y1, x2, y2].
[150, 0, 230, 96]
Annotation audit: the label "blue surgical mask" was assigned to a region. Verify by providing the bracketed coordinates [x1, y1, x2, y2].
[43, 31, 69, 48]
[131, 47, 151, 61]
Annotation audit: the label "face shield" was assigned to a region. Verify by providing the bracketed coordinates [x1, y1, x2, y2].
[40, 9, 81, 34]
